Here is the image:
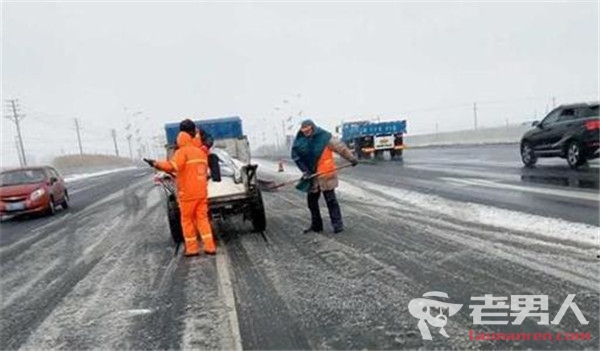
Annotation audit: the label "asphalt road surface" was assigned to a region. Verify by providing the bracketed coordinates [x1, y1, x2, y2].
[1, 144, 598, 350]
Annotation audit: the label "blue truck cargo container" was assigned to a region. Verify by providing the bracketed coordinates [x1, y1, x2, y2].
[164, 116, 251, 164]
[339, 120, 407, 160]
[164, 116, 243, 145]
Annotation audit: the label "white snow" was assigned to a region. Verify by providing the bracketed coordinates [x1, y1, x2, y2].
[339, 180, 599, 246]
[64, 167, 139, 182]
[255, 157, 599, 246]
[208, 178, 246, 199]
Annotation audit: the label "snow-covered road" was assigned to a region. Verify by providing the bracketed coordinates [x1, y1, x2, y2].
[1, 144, 598, 350]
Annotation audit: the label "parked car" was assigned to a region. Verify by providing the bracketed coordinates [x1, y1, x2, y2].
[0, 166, 69, 217]
[520, 102, 599, 169]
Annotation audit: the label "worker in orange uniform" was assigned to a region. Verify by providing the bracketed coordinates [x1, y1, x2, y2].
[143, 119, 216, 256]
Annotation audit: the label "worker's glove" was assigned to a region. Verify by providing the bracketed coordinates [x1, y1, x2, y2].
[143, 158, 155, 167]
[351, 159, 358, 167]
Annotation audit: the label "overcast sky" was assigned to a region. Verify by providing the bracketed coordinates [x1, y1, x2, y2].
[2, 1, 598, 167]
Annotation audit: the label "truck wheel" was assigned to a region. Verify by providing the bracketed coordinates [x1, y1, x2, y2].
[521, 142, 537, 167]
[167, 196, 183, 244]
[251, 190, 267, 232]
[390, 149, 403, 160]
[566, 141, 586, 169]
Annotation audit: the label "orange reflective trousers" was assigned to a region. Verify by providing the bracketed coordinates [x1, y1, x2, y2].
[155, 131, 216, 256]
[179, 198, 215, 255]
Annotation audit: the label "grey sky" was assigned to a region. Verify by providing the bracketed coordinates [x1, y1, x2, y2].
[2, 1, 598, 167]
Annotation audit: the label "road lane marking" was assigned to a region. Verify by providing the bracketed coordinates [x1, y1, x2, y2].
[442, 177, 599, 202]
[406, 164, 519, 181]
[216, 247, 242, 351]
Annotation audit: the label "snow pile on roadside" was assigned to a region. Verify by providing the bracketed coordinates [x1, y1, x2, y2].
[340, 180, 599, 246]
[256, 157, 598, 246]
[64, 167, 139, 182]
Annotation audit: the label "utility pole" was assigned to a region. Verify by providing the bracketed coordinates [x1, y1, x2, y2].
[15, 136, 24, 167]
[136, 136, 143, 159]
[5, 99, 27, 166]
[126, 134, 133, 159]
[473, 102, 478, 130]
[111, 129, 119, 157]
[74, 118, 83, 155]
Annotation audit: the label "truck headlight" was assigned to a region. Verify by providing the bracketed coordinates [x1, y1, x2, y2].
[30, 188, 46, 201]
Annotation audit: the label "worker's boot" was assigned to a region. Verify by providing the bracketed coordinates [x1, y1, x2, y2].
[202, 234, 216, 255]
[184, 238, 200, 256]
[303, 225, 323, 234]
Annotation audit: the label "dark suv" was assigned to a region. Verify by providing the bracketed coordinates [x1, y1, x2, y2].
[520, 102, 599, 169]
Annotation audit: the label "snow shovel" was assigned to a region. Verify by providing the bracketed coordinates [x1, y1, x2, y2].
[263, 163, 356, 192]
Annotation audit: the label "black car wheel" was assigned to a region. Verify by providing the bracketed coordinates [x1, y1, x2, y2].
[61, 191, 70, 209]
[521, 142, 537, 167]
[566, 141, 586, 169]
[47, 196, 56, 216]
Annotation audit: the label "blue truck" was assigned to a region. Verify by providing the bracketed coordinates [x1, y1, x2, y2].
[338, 120, 407, 160]
[164, 116, 250, 163]
[159, 117, 265, 245]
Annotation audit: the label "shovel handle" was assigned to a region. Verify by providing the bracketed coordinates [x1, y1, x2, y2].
[268, 162, 355, 190]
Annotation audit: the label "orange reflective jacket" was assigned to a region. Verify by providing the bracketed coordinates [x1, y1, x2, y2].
[316, 146, 336, 179]
[155, 132, 208, 201]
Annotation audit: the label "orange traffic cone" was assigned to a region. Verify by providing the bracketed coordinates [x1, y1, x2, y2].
[278, 160, 284, 172]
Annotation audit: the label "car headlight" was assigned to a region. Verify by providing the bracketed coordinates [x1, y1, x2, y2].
[30, 188, 46, 201]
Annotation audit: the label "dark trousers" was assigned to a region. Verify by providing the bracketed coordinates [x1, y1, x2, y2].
[307, 190, 343, 231]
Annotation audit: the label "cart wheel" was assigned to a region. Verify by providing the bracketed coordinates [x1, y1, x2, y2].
[251, 190, 267, 232]
[167, 196, 183, 244]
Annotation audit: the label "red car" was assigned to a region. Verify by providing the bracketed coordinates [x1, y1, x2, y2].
[0, 166, 69, 217]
